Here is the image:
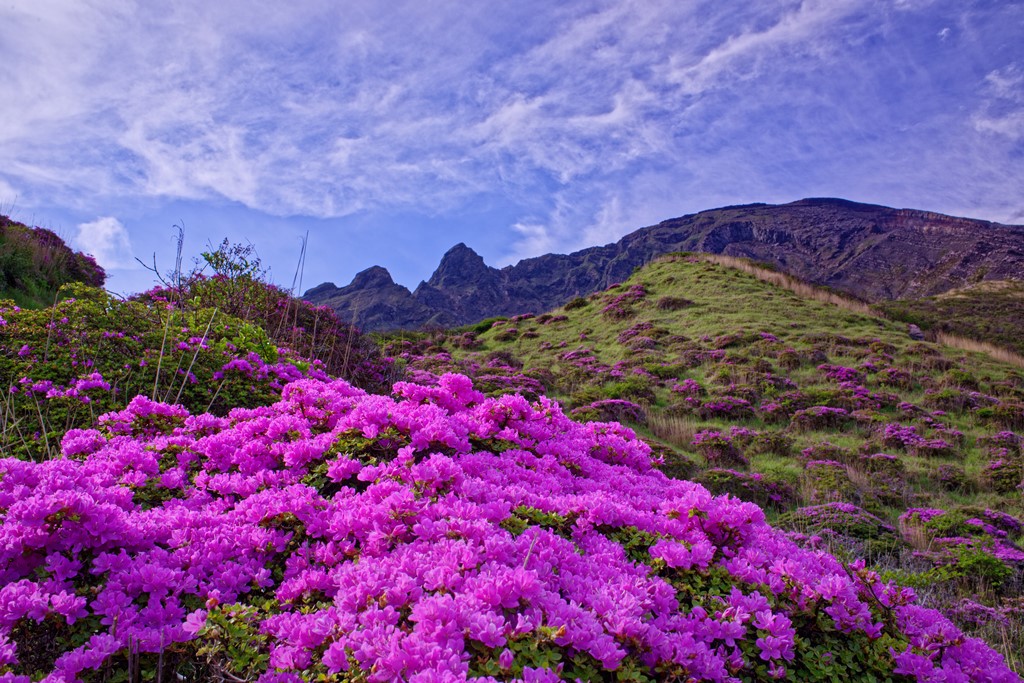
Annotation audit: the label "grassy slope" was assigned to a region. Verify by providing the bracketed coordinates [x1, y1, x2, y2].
[877, 280, 1024, 357]
[0, 216, 105, 308]
[389, 253, 1024, 667]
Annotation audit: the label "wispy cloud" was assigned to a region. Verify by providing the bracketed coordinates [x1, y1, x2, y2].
[973, 64, 1024, 141]
[0, 0, 1022, 290]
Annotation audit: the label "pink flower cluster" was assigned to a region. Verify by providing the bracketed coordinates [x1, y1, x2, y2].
[0, 374, 1018, 682]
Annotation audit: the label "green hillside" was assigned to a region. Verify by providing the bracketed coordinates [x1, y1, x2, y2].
[0, 216, 106, 308]
[877, 280, 1024, 357]
[386, 253, 1024, 668]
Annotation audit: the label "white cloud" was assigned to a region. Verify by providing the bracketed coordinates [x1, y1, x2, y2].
[666, 0, 862, 95]
[74, 217, 136, 270]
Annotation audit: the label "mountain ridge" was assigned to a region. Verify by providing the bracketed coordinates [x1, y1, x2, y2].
[305, 198, 1024, 331]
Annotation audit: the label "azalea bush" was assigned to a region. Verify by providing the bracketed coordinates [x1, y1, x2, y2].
[0, 373, 1018, 682]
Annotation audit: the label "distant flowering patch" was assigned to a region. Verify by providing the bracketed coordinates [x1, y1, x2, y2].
[818, 364, 864, 384]
[670, 379, 704, 396]
[600, 285, 646, 320]
[570, 399, 646, 426]
[697, 396, 753, 420]
[0, 374, 1015, 681]
[790, 405, 851, 431]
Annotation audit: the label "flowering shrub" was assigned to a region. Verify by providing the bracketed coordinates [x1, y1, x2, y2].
[876, 367, 913, 389]
[790, 406, 851, 432]
[799, 442, 854, 465]
[600, 285, 646, 320]
[697, 396, 753, 420]
[982, 456, 1023, 494]
[779, 503, 899, 560]
[899, 507, 1024, 568]
[852, 453, 906, 506]
[133, 250, 392, 392]
[691, 430, 748, 469]
[0, 373, 1016, 682]
[818, 364, 865, 384]
[976, 401, 1024, 430]
[570, 399, 647, 425]
[880, 423, 923, 451]
[670, 378, 705, 397]
[694, 468, 797, 511]
[979, 431, 1023, 456]
[934, 463, 971, 492]
[0, 218, 106, 307]
[909, 438, 958, 459]
[616, 322, 654, 345]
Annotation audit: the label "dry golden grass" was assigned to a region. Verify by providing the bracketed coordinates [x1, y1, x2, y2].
[934, 331, 1024, 369]
[647, 413, 700, 450]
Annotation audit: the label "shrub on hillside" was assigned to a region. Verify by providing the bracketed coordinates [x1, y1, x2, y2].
[134, 250, 392, 393]
[779, 503, 901, 561]
[695, 468, 797, 511]
[691, 430, 748, 469]
[570, 399, 647, 425]
[983, 455, 1023, 494]
[799, 441, 854, 465]
[563, 296, 589, 311]
[802, 460, 859, 505]
[655, 295, 693, 311]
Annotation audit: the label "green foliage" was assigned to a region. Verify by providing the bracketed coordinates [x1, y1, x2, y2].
[132, 240, 394, 392]
[0, 216, 105, 307]
[597, 524, 661, 564]
[220, 321, 279, 363]
[500, 506, 575, 538]
[193, 602, 275, 679]
[601, 377, 655, 402]
[885, 544, 1013, 592]
[802, 461, 858, 505]
[0, 284, 301, 459]
[877, 282, 1024, 356]
[473, 316, 508, 334]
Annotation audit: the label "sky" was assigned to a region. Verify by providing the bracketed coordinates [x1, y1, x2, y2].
[1, 0, 1022, 296]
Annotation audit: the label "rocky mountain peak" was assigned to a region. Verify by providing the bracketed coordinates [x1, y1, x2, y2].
[349, 265, 396, 290]
[427, 243, 491, 289]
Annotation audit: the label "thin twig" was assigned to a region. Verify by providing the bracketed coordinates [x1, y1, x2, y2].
[153, 306, 173, 401]
[174, 309, 218, 405]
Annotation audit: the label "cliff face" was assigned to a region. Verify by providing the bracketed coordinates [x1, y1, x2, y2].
[304, 198, 1024, 331]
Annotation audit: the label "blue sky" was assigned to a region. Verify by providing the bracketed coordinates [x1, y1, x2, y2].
[1, 0, 1022, 296]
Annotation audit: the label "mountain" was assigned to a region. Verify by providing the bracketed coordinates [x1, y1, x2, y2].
[304, 198, 1024, 331]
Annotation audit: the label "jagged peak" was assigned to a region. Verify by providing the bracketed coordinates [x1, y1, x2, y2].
[428, 242, 492, 287]
[440, 242, 484, 264]
[349, 265, 396, 289]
